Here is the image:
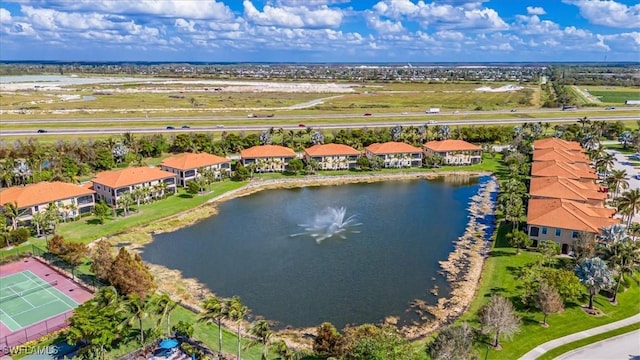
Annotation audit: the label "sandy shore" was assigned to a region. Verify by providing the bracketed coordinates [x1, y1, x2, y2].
[99, 171, 495, 347]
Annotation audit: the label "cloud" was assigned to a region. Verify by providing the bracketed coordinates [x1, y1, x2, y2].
[373, 0, 508, 31]
[243, 0, 343, 28]
[22, 0, 235, 20]
[0, 8, 12, 24]
[563, 0, 640, 28]
[526, 6, 546, 15]
[365, 14, 405, 34]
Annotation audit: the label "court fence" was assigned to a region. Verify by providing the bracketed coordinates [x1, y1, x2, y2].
[0, 311, 73, 355]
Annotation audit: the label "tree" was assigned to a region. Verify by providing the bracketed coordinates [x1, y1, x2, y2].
[199, 295, 227, 356]
[248, 319, 272, 360]
[153, 293, 179, 337]
[538, 240, 560, 266]
[108, 247, 156, 300]
[227, 296, 248, 360]
[93, 200, 111, 225]
[311, 131, 325, 145]
[618, 130, 633, 149]
[118, 192, 134, 217]
[67, 287, 124, 359]
[607, 169, 629, 200]
[341, 324, 417, 360]
[287, 158, 304, 174]
[131, 187, 145, 209]
[535, 282, 564, 326]
[506, 230, 532, 254]
[59, 241, 89, 276]
[90, 240, 113, 282]
[233, 162, 250, 181]
[617, 189, 640, 227]
[272, 340, 295, 360]
[186, 180, 200, 195]
[479, 295, 520, 349]
[575, 257, 615, 310]
[3, 201, 23, 231]
[573, 231, 597, 261]
[313, 322, 342, 358]
[122, 294, 149, 344]
[426, 322, 478, 360]
[31, 211, 48, 237]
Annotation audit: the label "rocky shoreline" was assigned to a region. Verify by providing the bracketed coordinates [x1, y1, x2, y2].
[99, 171, 496, 347]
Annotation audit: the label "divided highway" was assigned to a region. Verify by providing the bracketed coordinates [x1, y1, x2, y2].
[2, 115, 638, 137]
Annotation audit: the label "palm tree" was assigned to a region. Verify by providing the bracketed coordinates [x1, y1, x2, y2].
[153, 294, 179, 337]
[577, 116, 591, 131]
[31, 211, 48, 238]
[227, 296, 248, 360]
[248, 320, 272, 360]
[132, 187, 145, 209]
[65, 201, 78, 222]
[606, 170, 628, 199]
[618, 189, 640, 227]
[118, 192, 134, 217]
[45, 203, 61, 234]
[155, 181, 168, 199]
[199, 296, 228, 357]
[3, 201, 24, 231]
[595, 152, 615, 179]
[122, 294, 148, 344]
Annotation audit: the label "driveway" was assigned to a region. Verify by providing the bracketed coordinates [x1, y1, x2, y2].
[555, 330, 640, 360]
[605, 150, 640, 223]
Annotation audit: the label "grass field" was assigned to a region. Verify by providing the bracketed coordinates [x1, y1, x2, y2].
[457, 224, 640, 360]
[584, 86, 640, 104]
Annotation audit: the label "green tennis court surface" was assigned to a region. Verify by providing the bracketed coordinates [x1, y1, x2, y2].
[0, 271, 78, 332]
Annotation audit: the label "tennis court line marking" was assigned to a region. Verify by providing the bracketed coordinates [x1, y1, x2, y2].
[22, 270, 76, 312]
[8, 299, 64, 319]
[0, 303, 22, 331]
[5, 284, 37, 309]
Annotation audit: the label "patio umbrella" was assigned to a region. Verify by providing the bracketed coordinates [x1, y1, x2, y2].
[159, 338, 179, 349]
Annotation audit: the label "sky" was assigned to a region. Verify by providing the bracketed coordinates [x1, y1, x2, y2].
[0, 0, 639, 63]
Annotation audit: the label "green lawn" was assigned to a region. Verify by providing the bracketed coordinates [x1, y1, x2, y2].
[588, 90, 640, 104]
[458, 224, 640, 360]
[536, 322, 640, 360]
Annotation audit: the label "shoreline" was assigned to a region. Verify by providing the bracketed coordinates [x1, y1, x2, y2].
[100, 171, 494, 347]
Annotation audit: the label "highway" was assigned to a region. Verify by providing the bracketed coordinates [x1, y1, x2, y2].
[0, 107, 630, 124]
[2, 115, 638, 137]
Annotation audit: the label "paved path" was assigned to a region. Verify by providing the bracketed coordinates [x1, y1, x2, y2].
[555, 330, 640, 360]
[519, 313, 640, 360]
[606, 149, 640, 223]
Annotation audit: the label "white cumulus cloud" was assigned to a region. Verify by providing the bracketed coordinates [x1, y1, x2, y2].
[243, 0, 343, 28]
[563, 0, 640, 29]
[526, 6, 546, 15]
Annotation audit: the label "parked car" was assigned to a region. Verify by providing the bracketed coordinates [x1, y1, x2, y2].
[166, 126, 175, 130]
[181, 125, 190, 129]
[36, 129, 48, 133]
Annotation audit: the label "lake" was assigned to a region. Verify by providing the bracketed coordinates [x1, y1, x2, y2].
[142, 177, 484, 329]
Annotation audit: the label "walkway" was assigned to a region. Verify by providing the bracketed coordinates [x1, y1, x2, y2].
[519, 313, 640, 360]
[556, 330, 640, 360]
[606, 149, 640, 223]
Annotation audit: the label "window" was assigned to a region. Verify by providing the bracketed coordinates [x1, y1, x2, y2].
[555, 229, 562, 237]
[529, 226, 540, 237]
[34, 205, 39, 212]
[572, 231, 579, 239]
[541, 227, 548, 235]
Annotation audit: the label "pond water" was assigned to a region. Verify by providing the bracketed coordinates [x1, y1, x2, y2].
[142, 177, 484, 329]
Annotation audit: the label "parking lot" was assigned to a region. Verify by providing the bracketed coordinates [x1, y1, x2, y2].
[606, 149, 640, 223]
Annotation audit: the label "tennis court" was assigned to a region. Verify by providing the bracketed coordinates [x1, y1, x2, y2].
[0, 270, 78, 332]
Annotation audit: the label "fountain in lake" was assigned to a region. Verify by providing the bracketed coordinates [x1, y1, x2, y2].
[291, 206, 362, 243]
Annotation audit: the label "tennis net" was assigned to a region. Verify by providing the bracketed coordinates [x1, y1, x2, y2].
[0, 280, 58, 303]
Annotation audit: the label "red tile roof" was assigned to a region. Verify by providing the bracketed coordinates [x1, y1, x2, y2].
[530, 176, 606, 202]
[532, 148, 589, 163]
[531, 160, 597, 180]
[527, 198, 618, 233]
[0, 181, 95, 209]
[365, 142, 422, 154]
[161, 152, 229, 170]
[240, 145, 296, 158]
[304, 144, 361, 157]
[424, 139, 482, 152]
[93, 167, 176, 188]
[533, 138, 583, 151]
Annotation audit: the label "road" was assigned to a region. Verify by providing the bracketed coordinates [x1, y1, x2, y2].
[555, 330, 640, 360]
[0, 107, 630, 125]
[2, 115, 638, 137]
